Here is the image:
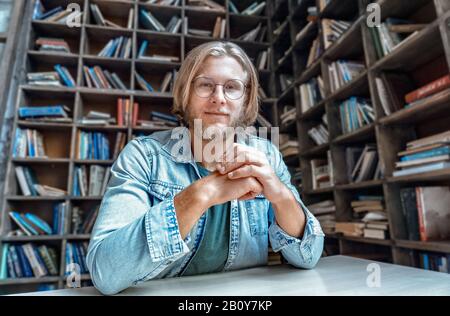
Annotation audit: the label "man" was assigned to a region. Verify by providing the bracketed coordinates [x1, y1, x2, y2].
[86, 41, 324, 295]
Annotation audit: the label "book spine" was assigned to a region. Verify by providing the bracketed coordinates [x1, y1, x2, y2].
[415, 187, 427, 241]
[405, 74, 450, 104]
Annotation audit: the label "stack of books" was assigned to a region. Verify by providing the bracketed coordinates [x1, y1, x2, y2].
[18, 105, 72, 123]
[0, 243, 59, 279]
[90, 4, 134, 29]
[71, 206, 100, 235]
[307, 200, 336, 234]
[346, 144, 382, 183]
[279, 134, 299, 158]
[35, 37, 71, 54]
[335, 222, 366, 237]
[393, 130, 450, 177]
[322, 19, 352, 50]
[65, 242, 89, 275]
[311, 158, 332, 190]
[27, 65, 75, 88]
[339, 97, 374, 134]
[328, 60, 365, 93]
[82, 66, 127, 90]
[404, 74, 450, 108]
[12, 128, 47, 158]
[33, 0, 83, 24]
[350, 195, 389, 240]
[27, 72, 62, 87]
[97, 36, 132, 59]
[229, 1, 266, 16]
[369, 17, 426, 59]
[79, 110, 117, 126]
[299, 76, 325, 113]
[280, 106, 296, 127]
[73, 165, 112, 197]
[8, 211, 53, 236]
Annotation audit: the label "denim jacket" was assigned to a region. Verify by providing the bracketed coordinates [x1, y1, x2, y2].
[86, 128, 325, 295]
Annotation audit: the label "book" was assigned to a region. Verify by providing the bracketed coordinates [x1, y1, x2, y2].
[405, 74, 450, 104]
[416, 186, 450, 241]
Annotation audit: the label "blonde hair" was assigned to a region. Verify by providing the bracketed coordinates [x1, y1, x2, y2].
[172, 41, 259, 127]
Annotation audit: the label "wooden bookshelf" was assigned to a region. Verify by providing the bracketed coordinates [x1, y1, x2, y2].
[278, 0, 450, 270]
[0, 0, 282, 294]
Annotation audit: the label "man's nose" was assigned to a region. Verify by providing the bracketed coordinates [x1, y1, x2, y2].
[210, 85, 227, 104]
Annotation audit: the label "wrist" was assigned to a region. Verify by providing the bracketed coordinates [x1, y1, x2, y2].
[270, 183, 294, 207]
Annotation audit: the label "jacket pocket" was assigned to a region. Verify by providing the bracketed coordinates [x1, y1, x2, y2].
[245, 195, 269, 236]
[148, 180, 185, 202]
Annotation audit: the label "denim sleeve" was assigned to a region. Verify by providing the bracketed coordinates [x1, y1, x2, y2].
[267, 143, 325, 269]
[86, 139, 190, 295]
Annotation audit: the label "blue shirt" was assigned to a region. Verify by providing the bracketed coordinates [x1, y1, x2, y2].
[182, 164, 230, 276]
[86, 128, 325, 295]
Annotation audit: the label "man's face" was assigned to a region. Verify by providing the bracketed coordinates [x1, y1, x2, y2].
[185, 56, 248, 132]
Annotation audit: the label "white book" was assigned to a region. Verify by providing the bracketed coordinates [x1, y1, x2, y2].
[15, 166, 31, 196]
[127, 8, 134, 29]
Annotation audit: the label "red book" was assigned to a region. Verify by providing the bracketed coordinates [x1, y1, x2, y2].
[415, 187, 426, 241]
[405, 74, 450, 104]
[124, 99, 130, 126]
[117, 98, 123, 126]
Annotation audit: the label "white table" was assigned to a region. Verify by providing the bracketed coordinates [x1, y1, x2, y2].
[17, 255, 450, 296]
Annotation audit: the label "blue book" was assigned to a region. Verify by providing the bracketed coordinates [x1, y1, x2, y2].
[54, 65, 75, 87]
[9, 246, 23, 278]
[423, 253, 430, 270]
[25, 213, 52, 235]
[6, 250, 16, 278]
[23, 166, 38, 196]
[19, 106, 69, 118]
[32, 246, 49, 276]
[10, 212, 39, 235]
[138, 40, 149, 58]
[93, 133, 99, 159]
[52, 204, 59, 234]
[16, 246, 33, 278]
[0, 244, 9, 279]
[38, 6, 63, 21]
[151, 111, 178, 122]
[32, 0, 45, 20]
[393, 161, 450, 177]
[400, 147, 450, 162]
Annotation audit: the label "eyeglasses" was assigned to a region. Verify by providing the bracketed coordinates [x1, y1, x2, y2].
[192, 77, 247, 100]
